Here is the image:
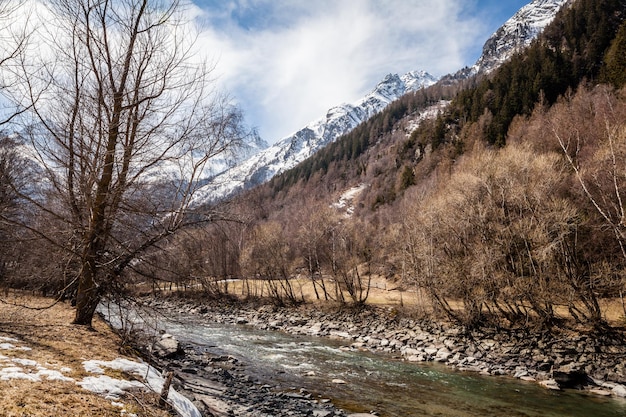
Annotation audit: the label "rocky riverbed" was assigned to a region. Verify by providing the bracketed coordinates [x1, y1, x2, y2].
[129, 298, 626, 416]
[145, 336, 348, 417]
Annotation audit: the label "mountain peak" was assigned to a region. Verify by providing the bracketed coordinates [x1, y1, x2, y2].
[473, 0, 568, 74]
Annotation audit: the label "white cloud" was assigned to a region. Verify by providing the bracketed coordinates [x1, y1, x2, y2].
[192, 0, 488, 143]
[1, 0, 494, 145]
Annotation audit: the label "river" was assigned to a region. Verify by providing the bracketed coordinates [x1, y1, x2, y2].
[150, 310, 626, 417]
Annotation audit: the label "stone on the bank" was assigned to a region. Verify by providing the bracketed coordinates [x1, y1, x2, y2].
[611, 384, 626, 397]
[308, 323, 323, 336]
[331, 379, 347, 384]
[553, 365, 589, 389]
[330, 330, 352, 340]
[434, 348, 452, 362]
[539, 379, 560, 390]
[152, 333, 182, 358]
[402, 347, 421, 357]
[589, 389, 612, 397]
[424, 347, 438, 355]
[514, 369, 529, 378]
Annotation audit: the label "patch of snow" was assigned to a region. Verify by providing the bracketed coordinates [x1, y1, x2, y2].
[83, 360, 107, 374]
[79, 375, 144, 399]
[0, 366, 40, 381]
[0, 356, 75, 382]
[0, 341, 32, 351]
[0, 336, 19, 342]
[36, 367, 75, 382]
[405, 101, 450, 135]
[12, 358, 38, 366]
[332, 184, 368, 217]
[81, 358, 201, 417]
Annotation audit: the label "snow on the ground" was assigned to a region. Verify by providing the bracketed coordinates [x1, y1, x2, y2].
[0, 340, 73, 382]
[0, 336, 32, 351]
[80, 359, 201, 417]
[332, 183, 368, 217]
[0, 335, 200, 417]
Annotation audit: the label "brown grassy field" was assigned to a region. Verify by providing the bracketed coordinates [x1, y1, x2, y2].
[180, 275, 626, 326]
[0, 292, 171, 417]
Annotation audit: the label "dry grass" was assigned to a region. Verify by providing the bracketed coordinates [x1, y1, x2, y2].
[178, 275, 626, 327]
[0, 292, 172, 417]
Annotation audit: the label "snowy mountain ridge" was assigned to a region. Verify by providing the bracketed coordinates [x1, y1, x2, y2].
[472, 0, 568, 75]
[191, 71, 438, 204]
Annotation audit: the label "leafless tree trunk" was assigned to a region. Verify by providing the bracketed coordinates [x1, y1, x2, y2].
[6, 0, 245, 326]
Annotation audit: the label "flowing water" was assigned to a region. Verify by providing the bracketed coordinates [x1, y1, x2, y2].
[154, 311, 626, 417]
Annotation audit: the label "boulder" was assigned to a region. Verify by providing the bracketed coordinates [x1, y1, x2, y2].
[539, 379, 561, 390]
[152, 334, 182, 358]
[553, 365, 589, 389]
[603, 383, 626, 397]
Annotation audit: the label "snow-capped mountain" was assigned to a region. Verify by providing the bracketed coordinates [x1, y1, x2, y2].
[192, 0, 568, 204]
[473, 0, 568, 74]
[192, 70, 438, 203]
[441, 0, 567, 83]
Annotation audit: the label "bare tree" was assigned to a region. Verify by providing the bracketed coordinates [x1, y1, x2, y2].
[241, 221, 300, 305]
[553, 86, 626, 259]
[552, 85, 626, 318]
[7, 0, 245, 326]
[400, 143, 594, 328]
[296, 204, 335, 301]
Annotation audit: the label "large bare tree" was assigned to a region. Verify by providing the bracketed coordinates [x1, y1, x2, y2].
[8, 0, 245, 326]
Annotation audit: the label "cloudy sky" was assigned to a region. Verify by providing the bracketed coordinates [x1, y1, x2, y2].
[191, 0, 530, 144]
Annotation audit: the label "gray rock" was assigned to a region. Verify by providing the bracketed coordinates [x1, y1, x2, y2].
[553, 364, 589, 389]
[539, 379, 561, 390]
[152, 334, 182, 358]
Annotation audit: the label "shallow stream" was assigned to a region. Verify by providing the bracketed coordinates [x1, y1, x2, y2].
[160, 312, 626, 417]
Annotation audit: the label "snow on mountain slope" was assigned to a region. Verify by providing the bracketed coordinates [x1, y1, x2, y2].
[473, 0, 568, 74]
[192, 71, 438, 204]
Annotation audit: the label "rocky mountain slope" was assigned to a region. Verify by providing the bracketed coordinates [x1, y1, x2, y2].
[473, 0, 569, 74]
[192, 71, 437, 203]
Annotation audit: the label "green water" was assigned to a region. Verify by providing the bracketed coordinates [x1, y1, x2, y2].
[166, 314, 626, 417]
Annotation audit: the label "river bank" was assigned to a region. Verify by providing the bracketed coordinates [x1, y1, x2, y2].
[143, 340, 349, 417]
[142, 295, 626, 401]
